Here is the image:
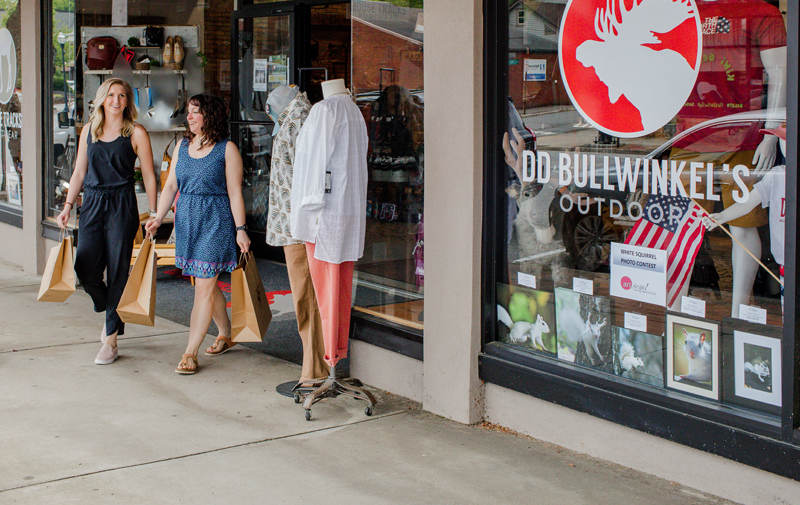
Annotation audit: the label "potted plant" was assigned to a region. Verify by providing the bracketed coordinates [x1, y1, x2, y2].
[134, 169, 145, 192]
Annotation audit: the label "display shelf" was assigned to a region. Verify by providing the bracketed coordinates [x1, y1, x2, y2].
[132, 69, 186, 74]
[84, 69, 113, 75]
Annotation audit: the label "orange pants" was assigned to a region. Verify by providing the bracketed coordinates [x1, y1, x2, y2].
[305, 242, 354, 367]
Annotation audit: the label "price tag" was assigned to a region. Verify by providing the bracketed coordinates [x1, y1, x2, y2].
[161, 160, 170, 172]
[739, 304, 767, 325]
[624, 313, 647, 332]
[573, 278, 593, 295]
[517, 272, 536, 289]
[681, 296, 706, 318]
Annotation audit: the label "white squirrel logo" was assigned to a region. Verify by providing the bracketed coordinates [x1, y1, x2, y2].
[561, 0, 701, 136]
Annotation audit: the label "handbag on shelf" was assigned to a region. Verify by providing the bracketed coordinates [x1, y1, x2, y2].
[117, 237, 157, 326]
[86, 36, 119, 70]
[143, 26, 164, 48]
[37, 231, 76, 302]
[231, 252, 272, 342]
[160, 136, 176, 190]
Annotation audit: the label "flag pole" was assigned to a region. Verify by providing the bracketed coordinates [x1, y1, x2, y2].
[694, 200, 784, 287]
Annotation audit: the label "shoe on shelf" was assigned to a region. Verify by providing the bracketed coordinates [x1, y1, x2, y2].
[175, 353, 198, 375]
[95, 343, 118, 365]
[173, 36, 185, 69]
[163, 35, 173, 64]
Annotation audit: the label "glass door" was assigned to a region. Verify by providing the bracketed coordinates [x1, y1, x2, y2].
[231, 5, 294, 245]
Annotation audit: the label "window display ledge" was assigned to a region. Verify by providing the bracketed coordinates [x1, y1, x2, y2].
[0, 206, 22, 228]
[350, 311, 423, 361]
[479, 351, 800, 482]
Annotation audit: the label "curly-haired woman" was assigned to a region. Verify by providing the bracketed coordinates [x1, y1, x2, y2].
[56, 78, 158, 365]
[146, 93, 250, 374]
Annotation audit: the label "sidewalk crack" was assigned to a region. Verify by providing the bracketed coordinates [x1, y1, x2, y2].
[0, 411, 406, 494]
[0, 331, 188, 354]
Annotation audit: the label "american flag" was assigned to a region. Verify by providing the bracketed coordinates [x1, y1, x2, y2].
[624, 194, 705, 307]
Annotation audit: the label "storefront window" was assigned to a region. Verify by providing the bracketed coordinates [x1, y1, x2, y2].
[45, 0, 234, 224]
[351, 0, 424, 330]
[0, 0, 22, 211]
[493, 0, 789, 422]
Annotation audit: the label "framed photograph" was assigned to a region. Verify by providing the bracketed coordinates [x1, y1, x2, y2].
[555, 287, 615, 373]
[721, 319, 782, 413]
[496, 283, 556, 356]
[666, 313, 719, 400]
[6, 172, 20, 206]
[616, 327, 665, 387]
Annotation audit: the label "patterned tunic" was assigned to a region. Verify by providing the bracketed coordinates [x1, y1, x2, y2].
[266, 92, 312, 246]
[174, 139, 238, 278]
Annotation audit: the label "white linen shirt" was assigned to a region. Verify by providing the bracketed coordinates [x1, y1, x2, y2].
[290, 94, 368, 264]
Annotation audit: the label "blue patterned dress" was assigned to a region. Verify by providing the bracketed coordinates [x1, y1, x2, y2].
[174, 139, 238, 278]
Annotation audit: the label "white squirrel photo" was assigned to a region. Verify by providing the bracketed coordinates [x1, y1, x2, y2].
[497, 304, 553, 353]
[744, 361, 771, 383]
[619, 341, 644, 373]
[676, 328, 712, 383]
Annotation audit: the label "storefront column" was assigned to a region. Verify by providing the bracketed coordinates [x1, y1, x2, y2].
[422, 0, 484, 424]
[21, 0, 44, 274]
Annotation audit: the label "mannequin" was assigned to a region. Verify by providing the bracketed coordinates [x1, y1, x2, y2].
[704, 124, 786, 312]
[290, 78, 376, 418]
[676, 0, 786, 316]
[321, 78, 348, 98]
[262, 84, 329, 386]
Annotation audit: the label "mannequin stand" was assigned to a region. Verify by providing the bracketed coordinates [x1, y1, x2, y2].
[300, 364, 377, 421]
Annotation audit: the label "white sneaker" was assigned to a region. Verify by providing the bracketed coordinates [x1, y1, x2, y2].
[95, 344, 118, 365]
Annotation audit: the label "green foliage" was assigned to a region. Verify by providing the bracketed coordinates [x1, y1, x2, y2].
[53, 0, 73, 12]
[378, 0, 423, 8]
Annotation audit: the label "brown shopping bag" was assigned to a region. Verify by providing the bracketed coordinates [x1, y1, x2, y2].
[231, 251, 272, 342]
[37, 232, 76, 302]
[117, 237, 157, 326]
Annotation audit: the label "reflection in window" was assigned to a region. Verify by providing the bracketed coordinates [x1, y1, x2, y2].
[351, 0, 424, 330]
[0, 0, 22, 210]
[496, 0, 788, 419]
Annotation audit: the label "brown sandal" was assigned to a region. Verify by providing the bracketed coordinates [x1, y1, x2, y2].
[205, 335, 236, 356]
[175, 353, 198, 375]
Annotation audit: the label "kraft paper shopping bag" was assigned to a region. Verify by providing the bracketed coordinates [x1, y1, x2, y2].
[117, 238, 157, 326]
[231, 252, 272, 342]
[37, 233, 76, 302]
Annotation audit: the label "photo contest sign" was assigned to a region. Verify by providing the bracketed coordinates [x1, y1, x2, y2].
[610, 242, 667, 305]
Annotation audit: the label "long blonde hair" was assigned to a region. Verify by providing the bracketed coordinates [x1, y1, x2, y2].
[89, 78, 137, 142]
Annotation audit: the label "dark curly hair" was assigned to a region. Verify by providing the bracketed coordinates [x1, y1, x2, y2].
[185, 93, 229, 146]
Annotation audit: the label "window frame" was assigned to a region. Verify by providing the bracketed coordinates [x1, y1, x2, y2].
[481, 0, 800, 479]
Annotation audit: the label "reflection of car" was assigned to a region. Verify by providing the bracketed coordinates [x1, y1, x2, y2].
[556, 109, 785, 271]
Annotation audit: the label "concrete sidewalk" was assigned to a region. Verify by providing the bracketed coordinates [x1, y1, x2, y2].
[0, 260, 737, 504]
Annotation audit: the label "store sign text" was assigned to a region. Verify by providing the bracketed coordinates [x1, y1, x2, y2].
[519, 151, 751, 219]
[0, 111, 22, 130]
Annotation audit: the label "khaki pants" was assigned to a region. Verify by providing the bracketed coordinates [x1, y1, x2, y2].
[284, 243, 329, 381]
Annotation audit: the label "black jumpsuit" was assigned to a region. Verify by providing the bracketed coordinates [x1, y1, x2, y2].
[74, 132, 141, 337]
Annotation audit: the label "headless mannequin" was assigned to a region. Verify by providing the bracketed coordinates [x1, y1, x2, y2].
[295, 77, 376, 417]
[689, 1, 786, 316]
[265, 84, 329, 384]
[321, 78, 348, 98]
[728, 46, 786, 317]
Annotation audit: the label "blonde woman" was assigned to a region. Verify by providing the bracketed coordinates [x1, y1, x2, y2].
[57, 78, 157, 365]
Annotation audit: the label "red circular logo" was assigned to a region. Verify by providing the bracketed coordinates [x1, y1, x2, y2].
[559, 0, 702, 137]
[621, 276, 633, 290]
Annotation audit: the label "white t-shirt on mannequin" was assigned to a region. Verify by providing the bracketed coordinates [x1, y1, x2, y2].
[754, 165, 786, 266]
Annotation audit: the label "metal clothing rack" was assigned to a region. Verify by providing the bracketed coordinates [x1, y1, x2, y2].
[295, 364, 377, 421]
